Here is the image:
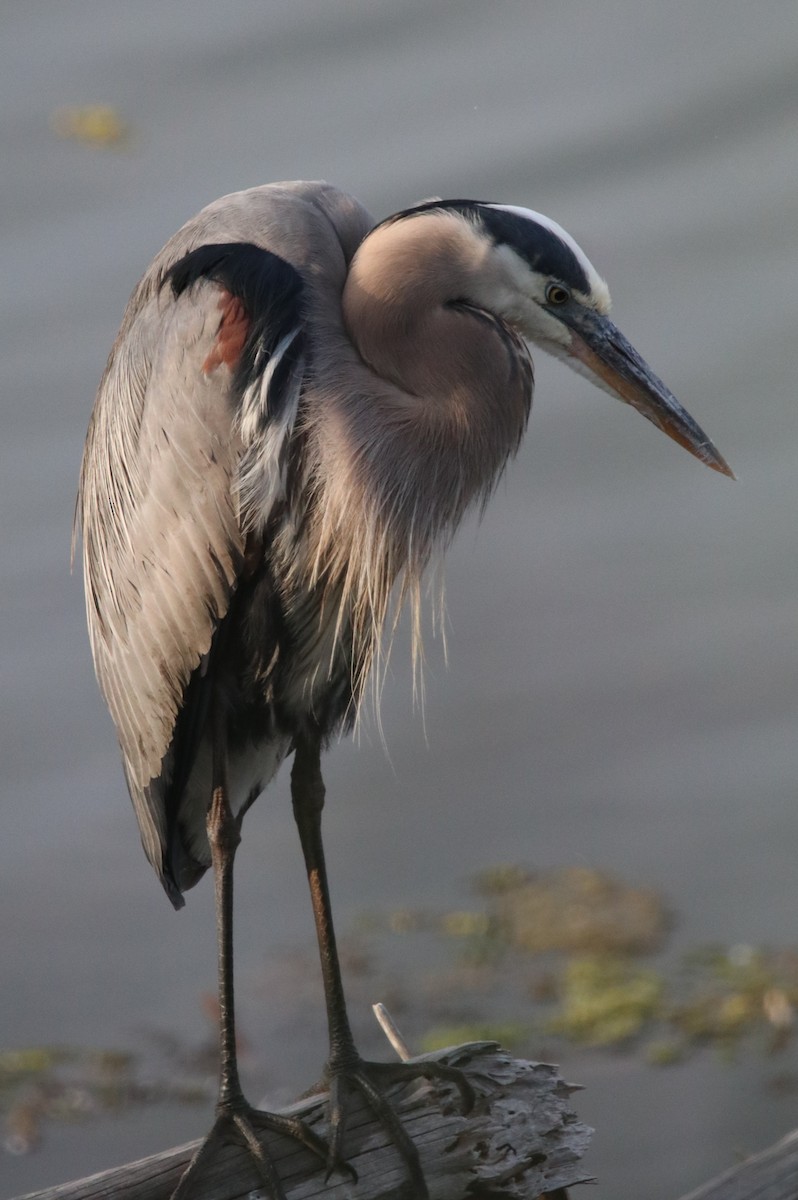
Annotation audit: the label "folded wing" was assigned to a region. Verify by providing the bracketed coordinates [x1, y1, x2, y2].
[76, 243, 306, 895]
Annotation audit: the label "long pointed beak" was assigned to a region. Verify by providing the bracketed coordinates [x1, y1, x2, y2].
[561, 307, 734, 478]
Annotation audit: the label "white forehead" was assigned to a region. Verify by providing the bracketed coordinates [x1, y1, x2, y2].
[488, 203, 610, 310]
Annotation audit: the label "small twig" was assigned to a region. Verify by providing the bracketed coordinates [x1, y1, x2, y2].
[372, 1001, 412, 1061]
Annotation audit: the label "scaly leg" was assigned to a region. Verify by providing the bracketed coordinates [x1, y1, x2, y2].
[171, 713, 328, 1200]
[291, 731, 474, 1197]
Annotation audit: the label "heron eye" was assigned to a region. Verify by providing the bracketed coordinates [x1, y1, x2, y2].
[545, 283, 570, 306]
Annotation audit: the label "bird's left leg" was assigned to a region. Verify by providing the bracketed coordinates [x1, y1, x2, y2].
[291, 732, 474, 1195]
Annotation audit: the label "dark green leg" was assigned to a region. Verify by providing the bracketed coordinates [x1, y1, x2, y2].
[291, 731, 474, 1197]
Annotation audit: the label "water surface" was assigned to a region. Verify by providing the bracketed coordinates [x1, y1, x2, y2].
[2, 4, 798, 1196]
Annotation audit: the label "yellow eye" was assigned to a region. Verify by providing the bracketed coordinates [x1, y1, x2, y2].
[546, 283, 570, 305]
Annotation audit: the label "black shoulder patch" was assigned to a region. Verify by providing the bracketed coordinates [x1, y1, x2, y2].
[163, 242, 305, 416]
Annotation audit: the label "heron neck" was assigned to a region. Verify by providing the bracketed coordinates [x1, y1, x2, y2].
[340, 212, 532, 490]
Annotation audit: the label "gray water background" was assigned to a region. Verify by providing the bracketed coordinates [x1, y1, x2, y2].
[2, 2, 798, 1195]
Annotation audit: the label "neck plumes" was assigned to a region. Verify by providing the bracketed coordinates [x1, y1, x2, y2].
[304, 210, 533, 700]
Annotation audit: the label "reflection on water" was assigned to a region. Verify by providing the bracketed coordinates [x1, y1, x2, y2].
[2, 3, 797, 1197]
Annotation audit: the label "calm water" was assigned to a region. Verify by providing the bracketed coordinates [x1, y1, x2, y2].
[3, 3, 798, 1196]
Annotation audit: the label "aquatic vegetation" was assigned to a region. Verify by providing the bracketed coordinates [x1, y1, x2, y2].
[7, 866, 798, 1155]
[1, 1039, 210, 1156]
[547, 955, 663, 1045]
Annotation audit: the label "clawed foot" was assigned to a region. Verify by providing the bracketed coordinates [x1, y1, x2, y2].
[320, 1053, 475, 1198]
[171, 1097, 332, 1200]
[170, 1058, 472, 1198]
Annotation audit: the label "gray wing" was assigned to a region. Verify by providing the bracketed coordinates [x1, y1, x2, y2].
[76, 243, 306, 889]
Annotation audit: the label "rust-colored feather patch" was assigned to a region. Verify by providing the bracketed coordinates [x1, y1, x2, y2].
[203, 291, 250, 373]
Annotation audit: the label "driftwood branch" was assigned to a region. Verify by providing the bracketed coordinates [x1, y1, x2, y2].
[11, 1042, 592, 1200]
[675, 1128, 798, 1200]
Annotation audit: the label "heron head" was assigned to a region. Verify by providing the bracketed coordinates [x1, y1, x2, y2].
[464, 202, 733, 478]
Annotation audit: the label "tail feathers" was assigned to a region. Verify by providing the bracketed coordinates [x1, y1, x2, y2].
[148, 834, 208, 910]
[159, 867, 186, 911]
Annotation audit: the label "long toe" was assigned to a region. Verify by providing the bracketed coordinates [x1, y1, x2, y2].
[323, 1054, 473, 1198]
[349, 1055, 475, 1114]
[170, 1101, 328, 1200]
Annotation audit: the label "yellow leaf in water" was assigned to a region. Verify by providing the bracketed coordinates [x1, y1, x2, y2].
[50, 105, 130, 147]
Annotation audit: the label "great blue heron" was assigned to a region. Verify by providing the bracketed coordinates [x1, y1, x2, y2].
[76, 181, 731, 1198]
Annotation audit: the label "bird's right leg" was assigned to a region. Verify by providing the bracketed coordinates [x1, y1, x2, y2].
[170, 710, 328, 1200]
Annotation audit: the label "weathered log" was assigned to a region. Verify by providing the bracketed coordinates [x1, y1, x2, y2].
[10, 1043, 592, 1200]
[675, 1128, 798, 1200]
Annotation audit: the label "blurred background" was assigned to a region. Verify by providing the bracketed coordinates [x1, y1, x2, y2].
[2, 2, 797, 1196]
